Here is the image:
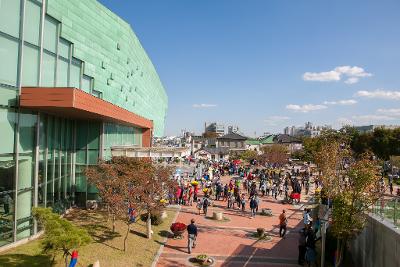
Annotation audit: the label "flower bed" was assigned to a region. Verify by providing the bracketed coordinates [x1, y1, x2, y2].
[170, 222, 186, 238]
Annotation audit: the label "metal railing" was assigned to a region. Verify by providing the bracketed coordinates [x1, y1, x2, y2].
[371, 197, 400, 228]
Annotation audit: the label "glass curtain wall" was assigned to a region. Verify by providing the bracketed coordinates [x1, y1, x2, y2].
[42, 115, 74, 214]
[0, 108, 16, 246]
[16, 112, 37, 240]
[0, 0, 145, 247]
[75, 121, 100, 205]
[14, 113, 76, 240]
[103, 123, 142, 159]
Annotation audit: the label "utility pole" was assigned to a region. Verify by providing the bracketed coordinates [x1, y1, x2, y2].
[320, 205, 330, 267]
[321, 221, 327, 267]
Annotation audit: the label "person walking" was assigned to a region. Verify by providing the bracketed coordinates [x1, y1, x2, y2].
[279, 183, 284, 197]
[279, 209, 288, 238]
[202, 196, 209, 217]
[303, 208, 312, 229]
[266, 180, 271, 196]
[223, 184, 228, 201]
[187, 219, 198, 254]
[273, 183, 278, 200]
[250, 196, 257, 218]
[255, 194, 260, 213]
[260, 182, 266, 196]
[241, 194, 246, 213]
[196, 199, 202, 215]
[390, 181, 394, 195]
[305, 226, 317, 267]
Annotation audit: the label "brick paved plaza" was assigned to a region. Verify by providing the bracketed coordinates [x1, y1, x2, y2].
[156, 174, 312, 267]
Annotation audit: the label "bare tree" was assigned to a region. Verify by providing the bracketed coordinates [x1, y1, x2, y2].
[86, 157, 176, 250]
[258, 145, 288, 166]
[86, 159, 129, 233]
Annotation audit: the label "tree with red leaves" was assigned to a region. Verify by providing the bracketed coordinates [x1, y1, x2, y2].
[86, 157, 176, 251]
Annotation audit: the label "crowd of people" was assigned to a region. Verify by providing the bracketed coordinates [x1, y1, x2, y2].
[171, 160, 314, 216]
[166, 159, 322, 266]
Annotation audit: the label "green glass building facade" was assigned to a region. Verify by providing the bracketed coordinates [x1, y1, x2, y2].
[0, 0, 167, 247]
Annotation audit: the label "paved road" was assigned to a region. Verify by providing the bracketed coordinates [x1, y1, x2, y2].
[156, 174, 313, 267]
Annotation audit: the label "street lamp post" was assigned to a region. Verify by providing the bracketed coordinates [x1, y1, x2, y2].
[320, 220, 327, 267]
[320, 205, 330, 267]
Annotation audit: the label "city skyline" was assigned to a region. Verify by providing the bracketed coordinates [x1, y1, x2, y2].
[99, 0, 400, 136]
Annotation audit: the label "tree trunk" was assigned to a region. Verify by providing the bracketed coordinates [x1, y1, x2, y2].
[147, 212, 152, 239]
[124, 223, 130, 252]
[107, 204, 110, 222]
[335, 238, 346, 267]
[112, 213, 116, 233]
[64, 250, 70, 267]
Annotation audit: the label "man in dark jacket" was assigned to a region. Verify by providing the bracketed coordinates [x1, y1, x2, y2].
[187, 218, 198, 254]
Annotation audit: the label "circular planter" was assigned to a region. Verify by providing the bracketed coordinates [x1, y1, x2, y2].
[260, 208, 272, 216]
[188, 256, 216, 266]
[246, 232, 273, 242]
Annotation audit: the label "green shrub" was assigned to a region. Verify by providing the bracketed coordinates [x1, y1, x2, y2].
[32, 207, 91, 265]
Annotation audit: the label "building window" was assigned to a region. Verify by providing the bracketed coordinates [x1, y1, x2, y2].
[24, 0, 41, 46]
[0, 0, 21, 38]
[43, 16, 58, 53]
[81, 75, 92, 93]
[58, 38, 71, 59]
[0, 35, 19, 86]
[70, 58, 82, 88]
[57, 57, 69, 86]
[42, 51, 56, 87]
[22, 44, 40, 86]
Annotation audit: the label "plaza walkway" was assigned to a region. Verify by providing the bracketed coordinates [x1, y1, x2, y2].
[156, 175, 313, 267]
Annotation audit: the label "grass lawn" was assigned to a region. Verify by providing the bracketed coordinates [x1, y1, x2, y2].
[0, 206, 179, 267]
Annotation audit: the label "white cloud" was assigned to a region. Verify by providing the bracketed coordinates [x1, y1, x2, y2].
[192, 104, 217, 108]
[303, 71, 341, 82]
[355, 89, 400, 100]
[303, 66, 371, 84]
[377, 108, 400, 117]
[323, 99, 357, 105]
[344, 77, 359, 84]
[264, 116, 290, 126]
[286, 104, 327, 113]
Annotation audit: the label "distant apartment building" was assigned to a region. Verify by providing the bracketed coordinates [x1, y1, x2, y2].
[354, 125, 400, 134]
[205, 122, 225, 136]
[227, 125, 240, 134]
[284, 122, 331, 137]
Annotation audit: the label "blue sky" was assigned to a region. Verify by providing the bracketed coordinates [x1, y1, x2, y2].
[99, 0, 400, 137]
